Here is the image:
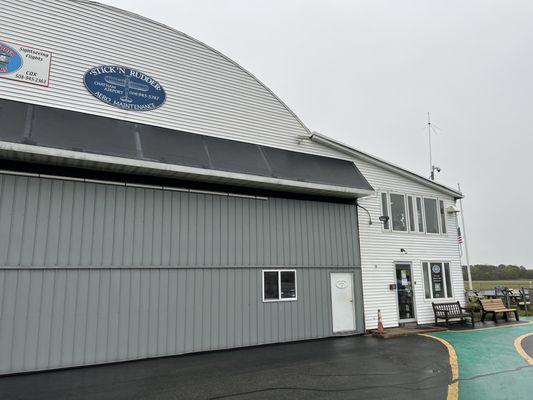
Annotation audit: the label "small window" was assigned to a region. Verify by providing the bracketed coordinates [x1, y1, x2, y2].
[422, 262, 453, 299]
[381, 193, 390, 230]
[263, 270, 297, 301]
[407, 196, 415, 232]
[390, 193, 407, 232]
[439, 200, 447, 234]
[416, 197, 424, 232]
[423, 198, 439, 234]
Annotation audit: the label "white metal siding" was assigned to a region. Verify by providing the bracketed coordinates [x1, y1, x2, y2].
[0, 0, 340, 159]
[354, 157, 465, 329]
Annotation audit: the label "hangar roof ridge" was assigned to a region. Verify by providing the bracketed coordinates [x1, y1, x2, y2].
[73, 0, 311, 136]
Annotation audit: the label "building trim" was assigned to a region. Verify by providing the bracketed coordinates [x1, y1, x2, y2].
[309, 132, 463, 199]
[0, 141, 374, 199]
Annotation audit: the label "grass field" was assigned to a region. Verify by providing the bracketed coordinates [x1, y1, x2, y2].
[465, 280, 533, 290]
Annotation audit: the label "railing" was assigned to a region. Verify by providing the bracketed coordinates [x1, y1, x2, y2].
[465, 287, 530, 316]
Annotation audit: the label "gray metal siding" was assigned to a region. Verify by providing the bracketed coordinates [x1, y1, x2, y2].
[0, 174, 363, 374]
[0, 174, 360, 268]
[0, 267, 361, 373]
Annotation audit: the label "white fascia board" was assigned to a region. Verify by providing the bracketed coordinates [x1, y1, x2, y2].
[0, 141, 374, 199]
[310, 132, 463, 200]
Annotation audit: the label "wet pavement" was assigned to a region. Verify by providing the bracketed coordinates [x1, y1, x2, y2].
[428, 319, 533, 400]
[0, 335, 450, 400]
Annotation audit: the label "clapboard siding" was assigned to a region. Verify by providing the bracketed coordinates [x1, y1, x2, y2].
[0, 174, 360, 268]
[0, 0, 341, 159]
[0, 266, 363, 374]
[352, 156, 464, 328]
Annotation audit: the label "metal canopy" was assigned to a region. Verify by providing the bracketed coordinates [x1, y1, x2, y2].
[0, 99, 373, 198]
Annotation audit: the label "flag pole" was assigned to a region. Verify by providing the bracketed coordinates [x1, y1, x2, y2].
[458, 183, 473, 290]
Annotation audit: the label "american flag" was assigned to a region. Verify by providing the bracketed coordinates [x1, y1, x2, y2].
[457, 227, 464, 244]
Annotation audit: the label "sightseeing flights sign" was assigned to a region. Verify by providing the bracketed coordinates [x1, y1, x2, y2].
[0, 41, 52, 87]
[84, 65, 166, 111]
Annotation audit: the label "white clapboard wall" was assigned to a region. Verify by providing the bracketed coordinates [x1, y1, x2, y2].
[354, 156, 465, 329]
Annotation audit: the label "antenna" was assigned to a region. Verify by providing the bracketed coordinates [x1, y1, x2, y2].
[427, 112, 432, 178]
[427, 112, 441, 180]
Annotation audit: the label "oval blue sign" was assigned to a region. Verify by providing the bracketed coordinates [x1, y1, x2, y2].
[0, 42, 23, 74]
[84, 65, 166, 111]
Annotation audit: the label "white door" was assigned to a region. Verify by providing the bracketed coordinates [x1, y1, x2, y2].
[330, 273, 356, 333]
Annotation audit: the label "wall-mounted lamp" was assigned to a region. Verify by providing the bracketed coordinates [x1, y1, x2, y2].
[378, 216, 389, 224]
[400, 248, 408, 254]
[446, 205, 460, 214]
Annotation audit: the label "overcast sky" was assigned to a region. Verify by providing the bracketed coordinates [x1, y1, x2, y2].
[101, 0, 533, 267]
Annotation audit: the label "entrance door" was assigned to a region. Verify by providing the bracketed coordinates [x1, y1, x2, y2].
[330, 273, 356, 333]
[395, 263, 416, 322]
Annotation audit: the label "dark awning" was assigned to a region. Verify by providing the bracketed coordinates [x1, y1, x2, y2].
[0, 99, 373, 198]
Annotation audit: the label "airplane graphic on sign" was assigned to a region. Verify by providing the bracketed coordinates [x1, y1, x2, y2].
[104, 74, 149, 103]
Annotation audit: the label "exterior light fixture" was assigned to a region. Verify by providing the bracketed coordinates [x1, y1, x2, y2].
[378, 216, 389, 224]
[446, 205, 460, 214]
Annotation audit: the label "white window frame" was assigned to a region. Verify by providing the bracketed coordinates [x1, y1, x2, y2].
[439, 199, 448, 235]
[262, 269, 297, 302]
[422, 197, 441, 235]
[380, 192, 391, 231]
[422, 261, 453, 300]
[415, 196, 425, 233]
[389, 192, 409, 232]
[380, 192, 449, 236]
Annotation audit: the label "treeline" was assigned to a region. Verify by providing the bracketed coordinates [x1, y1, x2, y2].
[462, 264, 533, 281]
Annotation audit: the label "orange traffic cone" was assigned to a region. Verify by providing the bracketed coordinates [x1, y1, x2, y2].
[377, 309, 384, 334]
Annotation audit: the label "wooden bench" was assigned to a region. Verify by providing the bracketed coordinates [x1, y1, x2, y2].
[432, 301, 475, 328]
[479, 298, 519, 323]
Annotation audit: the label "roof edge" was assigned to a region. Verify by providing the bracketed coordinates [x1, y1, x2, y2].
[0, 141, 374, 199]
[310, 132, 463, 199]
[73, 0, 311, 136]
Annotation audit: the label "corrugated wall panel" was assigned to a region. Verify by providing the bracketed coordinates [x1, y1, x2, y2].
[0, 0, 343, 159]
[0, 173, 364, 373]
[0, 174, 359, 268]
[0, 267, 358, 373]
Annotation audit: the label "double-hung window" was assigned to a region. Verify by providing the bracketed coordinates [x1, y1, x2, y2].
[389, 193, 407, 232]
[262, 270, 297, 301]
[422, 262, 453, 299]
[423, 198, 439, 234]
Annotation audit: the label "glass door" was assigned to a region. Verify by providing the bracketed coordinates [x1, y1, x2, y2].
[395, 263, 415, 322]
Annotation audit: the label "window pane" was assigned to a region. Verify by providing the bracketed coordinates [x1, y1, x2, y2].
[407, 196, 415, 232]
[264, 271, 279, 300]
[416, 197, 424, 232]
[439, 200, 447, 234]
[381, 193, 390, 230]
[424, 198, 439, 233]
[423, 262, 431, 298]
[444, 263, 453, 297]
[390, 193, 407, 231]
[280, 271, 296, 299]
[430, 262, 445, 298]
